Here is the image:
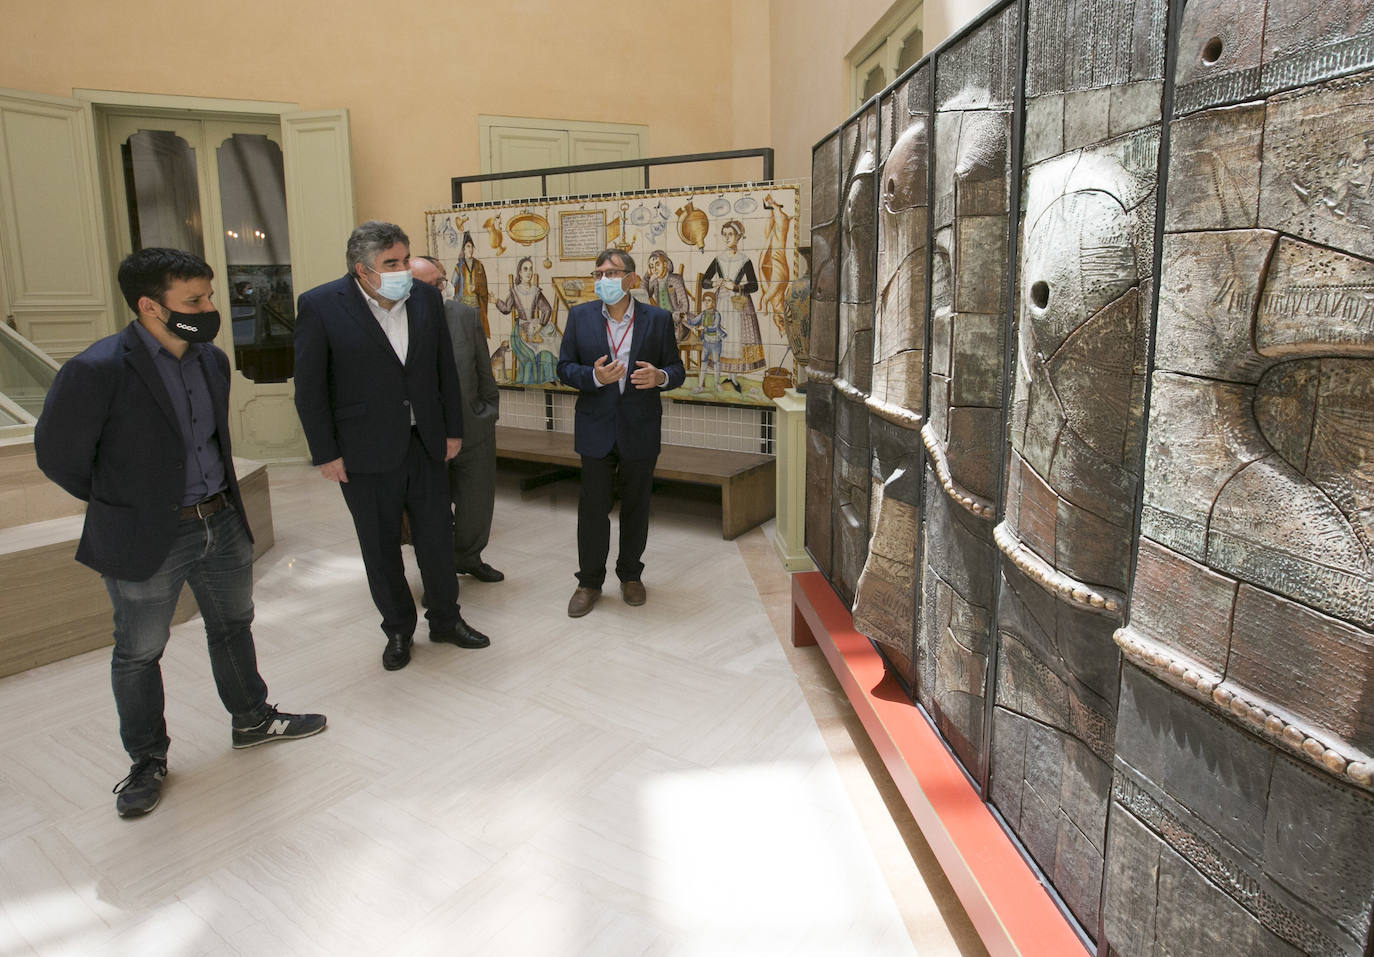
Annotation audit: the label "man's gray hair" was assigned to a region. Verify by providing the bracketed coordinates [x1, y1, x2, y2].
[346, 220, 410, 273]
[594, 248, 635, 274]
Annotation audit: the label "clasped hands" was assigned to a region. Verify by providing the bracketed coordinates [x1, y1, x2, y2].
[593, 354, 664, 389]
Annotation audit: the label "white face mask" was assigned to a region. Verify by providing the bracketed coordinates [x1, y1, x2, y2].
[440, 279, 454, 302]
[595, 276, 626, 305]
[367, 265, 413, 300]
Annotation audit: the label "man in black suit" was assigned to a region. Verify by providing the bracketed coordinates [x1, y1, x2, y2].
[411, 256, 503, 583]
[557, 248, 686, 617]
[294, 222, 491, 670]
[35, 247, 325, 819]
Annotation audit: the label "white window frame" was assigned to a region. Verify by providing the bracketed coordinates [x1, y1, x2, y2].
[849, 2, 925, 111]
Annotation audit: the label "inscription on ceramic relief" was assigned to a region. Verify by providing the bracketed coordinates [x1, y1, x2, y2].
[935, 3, 1020, 110]
[1173, 0, 1374, 116]
[1260, 72, 1374, 260]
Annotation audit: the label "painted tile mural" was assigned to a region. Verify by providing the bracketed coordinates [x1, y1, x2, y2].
[426, 185, 801, 408]
[804, 0, 1374, 953]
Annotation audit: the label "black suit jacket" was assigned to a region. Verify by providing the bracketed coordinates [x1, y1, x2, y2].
[34, 323, 249, 581]
[293, 275, 463, 472]
[556, 300, 686, 458]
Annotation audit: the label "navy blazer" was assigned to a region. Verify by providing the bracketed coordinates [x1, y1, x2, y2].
[34, 323, 249, 581]
[557, 299, 686, 458]
[293, 275, 463, 472]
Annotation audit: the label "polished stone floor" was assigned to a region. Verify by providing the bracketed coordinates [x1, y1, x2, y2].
[0, 462, 984, 956]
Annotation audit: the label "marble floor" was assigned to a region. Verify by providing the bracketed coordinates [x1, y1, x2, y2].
[0, 463, 985, 956]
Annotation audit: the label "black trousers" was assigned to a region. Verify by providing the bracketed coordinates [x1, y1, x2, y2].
[577, 447, 657, 590]
[340, 430, 459, 637]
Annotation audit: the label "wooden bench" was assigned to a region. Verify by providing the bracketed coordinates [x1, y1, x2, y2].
[495, 426, 775, 540]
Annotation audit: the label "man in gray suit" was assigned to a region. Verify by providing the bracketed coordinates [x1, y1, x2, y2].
[412, 257, 503, 582]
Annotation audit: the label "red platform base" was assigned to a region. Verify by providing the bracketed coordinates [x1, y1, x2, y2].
[791, 571, 1085, 957]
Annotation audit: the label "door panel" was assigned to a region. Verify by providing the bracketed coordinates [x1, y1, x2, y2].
[570, 131, 645, 194]
[281, 109, 354, 295]
[205, 119, 306, 460]
[490, 126, 570, 200]
[102, 111, 349, 460]
[0, 89, 115, 360]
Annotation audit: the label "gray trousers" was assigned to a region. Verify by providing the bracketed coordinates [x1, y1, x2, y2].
[448, 437, 496, 568]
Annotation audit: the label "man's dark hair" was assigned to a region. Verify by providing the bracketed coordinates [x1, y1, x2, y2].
[116, 247, 214, 312]
[346, 220, 410, 274]
[594, 248, 635, 273]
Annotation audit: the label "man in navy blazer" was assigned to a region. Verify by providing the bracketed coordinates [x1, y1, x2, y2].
[36, 247, 325, 818]
[294, 221, 491, 671]
[557, 248, 686, 617]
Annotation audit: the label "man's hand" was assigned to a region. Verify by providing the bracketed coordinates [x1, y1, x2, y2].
[320, 458, 348, 483]
[593, 353, 626, 386]
[630, 360, 665, 389]
[445, 437, 463, 461]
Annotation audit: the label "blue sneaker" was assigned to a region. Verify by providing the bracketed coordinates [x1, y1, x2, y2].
[113, 755, 167, 818]
[232, 706, 327, 749]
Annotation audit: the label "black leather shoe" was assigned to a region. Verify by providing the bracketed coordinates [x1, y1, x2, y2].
[430, 615, 491, 649]
[382, 632, 413, 671]
[458, 561, 505, 583]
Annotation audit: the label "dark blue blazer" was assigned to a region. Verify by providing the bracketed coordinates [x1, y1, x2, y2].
[557, 299, 686, 458]
[293, 275, 463, 472]
[34, 323, 249, 581]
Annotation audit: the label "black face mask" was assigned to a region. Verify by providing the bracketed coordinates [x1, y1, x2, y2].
[162, 307, 221, 343]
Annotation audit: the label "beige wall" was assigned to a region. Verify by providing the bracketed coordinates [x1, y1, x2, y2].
[1, 0, 756, 251]
[3, 0, 988, 267]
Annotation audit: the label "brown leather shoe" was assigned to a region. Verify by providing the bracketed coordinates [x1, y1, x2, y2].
[621, 581, 647, 606]
[567, 587, 601, 618]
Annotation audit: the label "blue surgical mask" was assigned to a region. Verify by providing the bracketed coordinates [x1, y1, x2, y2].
[595, 276, 626, 305]
[368, 266, 413, 301]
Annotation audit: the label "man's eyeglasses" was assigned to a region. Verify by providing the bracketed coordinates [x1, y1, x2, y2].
[591, 268, 627, 280]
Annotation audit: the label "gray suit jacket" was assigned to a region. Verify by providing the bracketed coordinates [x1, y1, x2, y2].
[444, 300, 499, 449]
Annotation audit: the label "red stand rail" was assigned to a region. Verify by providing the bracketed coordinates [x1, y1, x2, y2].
[791, 571, 1086, 957]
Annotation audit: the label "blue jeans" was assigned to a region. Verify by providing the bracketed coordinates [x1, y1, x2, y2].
[104, 506, 269, 761]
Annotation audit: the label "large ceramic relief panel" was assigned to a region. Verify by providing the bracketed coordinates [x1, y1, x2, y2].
[830, 108, 879, 603]
[805, 131, 842, 577]
[426, 184, 799, 408]
[913, 7, 1018, 780]
[989, 0, 1166, 938]
[853, 66, 931, 683]
[1107, 2, 1374, 953]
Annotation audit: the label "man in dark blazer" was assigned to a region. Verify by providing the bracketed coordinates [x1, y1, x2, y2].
[411, 257, 503, 582]
[557, 248, 686, 617]
[35, 247, 325, 819]
[294, 222, 491, 671]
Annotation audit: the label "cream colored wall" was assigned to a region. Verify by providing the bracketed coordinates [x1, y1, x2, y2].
[5, 0, 991, 275]
[0, 0, 753, 257]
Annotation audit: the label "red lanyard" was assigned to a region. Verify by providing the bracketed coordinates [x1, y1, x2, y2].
[606, 316, 634, 357]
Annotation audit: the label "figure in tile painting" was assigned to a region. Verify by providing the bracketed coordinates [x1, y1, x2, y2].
[495, 256, 558, 385]
[702, 219, 765, 391]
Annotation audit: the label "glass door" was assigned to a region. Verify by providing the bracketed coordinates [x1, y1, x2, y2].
[103, 112, 306, 459]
